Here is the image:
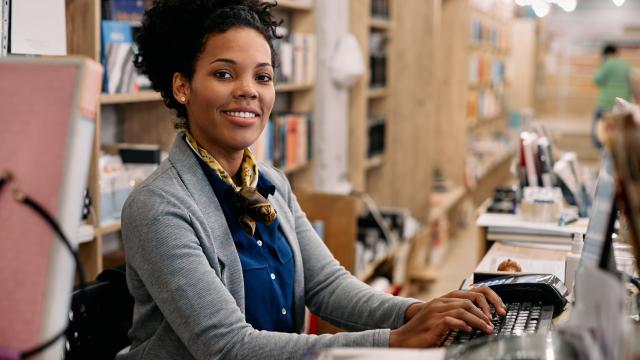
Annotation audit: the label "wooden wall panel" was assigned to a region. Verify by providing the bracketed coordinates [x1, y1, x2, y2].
[435, 0, 469, 187]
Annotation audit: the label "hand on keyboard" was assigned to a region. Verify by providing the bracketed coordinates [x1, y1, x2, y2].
[389, 286, 506, 348]
[441, 302, 553, 346]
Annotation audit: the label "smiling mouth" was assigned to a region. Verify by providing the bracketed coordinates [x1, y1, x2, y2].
[224, 111, 259, 119]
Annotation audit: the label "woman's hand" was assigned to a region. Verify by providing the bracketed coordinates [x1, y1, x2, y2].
[389, 286, 506, 348]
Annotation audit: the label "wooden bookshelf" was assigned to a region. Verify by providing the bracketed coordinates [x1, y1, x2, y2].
[282, 161, 310, 175]
[468, 113, 508, 132]
[96, 220, 122, 236]
[364, 154, 384, 170]
[435, 0, 513, 196]
[275, 81, 314, 92]
[356, 242, 401, 281]
[366, 87, 388, 99]
[100, 90, 163, 105]
[429, 185, 466, 222]
[369, 18, 392, 30]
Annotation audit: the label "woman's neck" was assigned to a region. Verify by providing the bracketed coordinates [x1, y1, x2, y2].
[189, 131, 243, 178]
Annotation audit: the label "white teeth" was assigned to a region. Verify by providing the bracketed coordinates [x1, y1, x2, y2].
[226, 111, 256, 118]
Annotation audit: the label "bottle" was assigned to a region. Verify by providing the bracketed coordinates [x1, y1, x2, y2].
[564, 232, 584, 298]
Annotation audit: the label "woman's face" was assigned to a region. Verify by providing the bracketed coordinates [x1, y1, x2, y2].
[177, 27, 275, 155]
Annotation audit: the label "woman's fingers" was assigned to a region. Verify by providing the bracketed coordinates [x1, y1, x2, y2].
[428, 298, 493, 329]
[443, 307, 494, 334]
[443, 288, 506, 317]
[470, 286, 507, 316]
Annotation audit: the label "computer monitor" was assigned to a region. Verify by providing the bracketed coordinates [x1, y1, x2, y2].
[579, 150, 618, 274]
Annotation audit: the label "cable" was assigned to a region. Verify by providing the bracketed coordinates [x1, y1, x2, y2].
[14, 189, 87, 289]
[1, 170, 86, 359]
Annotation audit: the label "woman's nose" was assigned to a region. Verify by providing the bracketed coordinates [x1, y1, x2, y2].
[232, 80, 258, 100]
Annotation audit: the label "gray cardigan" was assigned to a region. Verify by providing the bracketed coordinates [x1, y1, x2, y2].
[117, 134, 418, 360]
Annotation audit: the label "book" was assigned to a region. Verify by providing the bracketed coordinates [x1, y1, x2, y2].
[103, 0, 145, 22]
[0, 56, 102, 357]
[101, 20, 137, 93]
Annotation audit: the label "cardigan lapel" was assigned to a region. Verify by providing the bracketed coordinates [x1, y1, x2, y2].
[167, 133, 246, 312]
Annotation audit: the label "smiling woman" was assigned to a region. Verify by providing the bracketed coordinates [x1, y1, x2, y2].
[118, 1, 506, 359]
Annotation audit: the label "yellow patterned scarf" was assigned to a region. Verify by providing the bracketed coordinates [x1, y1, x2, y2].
[185, 132, 277, 236]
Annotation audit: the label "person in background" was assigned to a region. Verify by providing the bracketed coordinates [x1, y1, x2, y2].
[592, 43, 633, 149]
[117, 1, 506, 359]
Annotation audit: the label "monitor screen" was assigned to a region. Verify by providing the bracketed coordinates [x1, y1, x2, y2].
[580, 150, 618, 272]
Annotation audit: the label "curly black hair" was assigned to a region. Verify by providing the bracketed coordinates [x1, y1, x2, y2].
[135, 0, 282, 129]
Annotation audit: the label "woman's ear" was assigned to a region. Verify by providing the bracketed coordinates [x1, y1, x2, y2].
[173, 73, 190, 104]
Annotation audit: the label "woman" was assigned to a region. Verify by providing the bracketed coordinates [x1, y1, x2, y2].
[119, 1, 506, 359]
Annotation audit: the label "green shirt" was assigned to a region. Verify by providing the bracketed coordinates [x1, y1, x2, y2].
[593, 58, 633, 110]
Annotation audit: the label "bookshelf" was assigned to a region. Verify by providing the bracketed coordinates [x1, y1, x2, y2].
[435, 0, 514, 204]
[350, 0, 436, 216]
[66, 0, 317, 280]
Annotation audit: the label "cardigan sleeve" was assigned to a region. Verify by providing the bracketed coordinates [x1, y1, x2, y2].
[271, 169, 421, 332]
[122, 183, 399, 360]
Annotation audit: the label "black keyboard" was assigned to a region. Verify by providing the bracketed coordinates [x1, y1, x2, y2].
[441, 302, 554, 346]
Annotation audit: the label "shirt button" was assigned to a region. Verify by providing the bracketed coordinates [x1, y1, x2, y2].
[270, 273, 276, 280]
[257, 240, 263, 247]
[281, 308, 287, 315]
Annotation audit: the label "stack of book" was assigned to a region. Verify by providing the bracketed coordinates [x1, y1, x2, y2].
[252, 112, 313, 170]
[369, 32, 387, 88]
[371, 0, 390, 19]
[100, 0, 151, 93]
[367, 117, 386, 158]
[477, 213, 587, 245]
[274, 31, 316, 85]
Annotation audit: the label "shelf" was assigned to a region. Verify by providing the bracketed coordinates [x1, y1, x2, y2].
[364, 154, 384, 170]
[468, 113, 507, 132]
[282, 161, 310, 174]
[272, 0, 313, 11]
[96, 220, 122, 236]
[100, 91, 162, 105]
[429, 186, 467, 222]
[369, 17, 392, 30]
[275, 81, 314, 92]
[357, 242, 401, 282]
[469, 6, 510, 23]
[468, 81, 496, 90]
[469, 43, 510, 56]
[367, 87, 388, 99]
[471, 150, 515, 188]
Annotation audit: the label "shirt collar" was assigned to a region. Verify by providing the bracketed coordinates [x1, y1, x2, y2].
[190, 144, 276, 198]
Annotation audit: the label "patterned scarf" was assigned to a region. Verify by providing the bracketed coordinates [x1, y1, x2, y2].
[184, 132, 277, 236]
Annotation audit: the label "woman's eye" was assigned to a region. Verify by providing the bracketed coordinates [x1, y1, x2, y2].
[214, 71, 232, 79]
[257, 74, 273, 82]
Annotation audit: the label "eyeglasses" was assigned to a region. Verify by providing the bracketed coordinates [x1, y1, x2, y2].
[0, 170, 86, 359]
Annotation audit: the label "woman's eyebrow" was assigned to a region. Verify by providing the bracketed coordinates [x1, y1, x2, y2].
[209, 58, 236, 66]
[209, 58, 272, 69]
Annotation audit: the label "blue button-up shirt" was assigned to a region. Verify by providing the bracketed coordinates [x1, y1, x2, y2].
[193, 154, 295, 332]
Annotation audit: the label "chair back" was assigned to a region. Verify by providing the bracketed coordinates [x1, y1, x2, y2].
[65, 264, 133, 360]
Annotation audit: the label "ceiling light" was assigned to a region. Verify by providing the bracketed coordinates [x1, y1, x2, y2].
[613, 0, 625, 6]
